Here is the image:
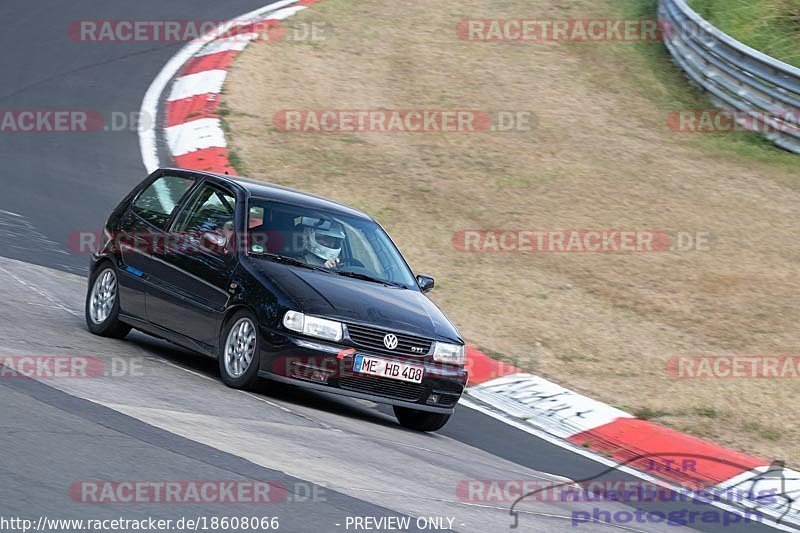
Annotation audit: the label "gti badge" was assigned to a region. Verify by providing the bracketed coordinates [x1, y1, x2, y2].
[383, 333, 399, 350]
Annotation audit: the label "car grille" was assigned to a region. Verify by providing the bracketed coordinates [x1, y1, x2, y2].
[346, 323, 433, 357]
[433, 380, 464, 394]
[437, 394, 460, 407]
[337, 375, 427, 402]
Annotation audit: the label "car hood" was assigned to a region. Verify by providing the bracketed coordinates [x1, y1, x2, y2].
[250, 260, 462, 342]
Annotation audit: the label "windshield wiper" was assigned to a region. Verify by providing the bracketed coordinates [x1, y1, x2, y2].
[335, 270, 404, 287]
[253, 252, 330, 273]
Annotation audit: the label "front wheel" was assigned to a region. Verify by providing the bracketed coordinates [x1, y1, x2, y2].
[85, 263, 131, 338]
[393, 406, 451, 432]
[218, 310, 261, 389]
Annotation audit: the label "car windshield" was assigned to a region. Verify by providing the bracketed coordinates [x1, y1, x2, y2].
[246, 199, 417, 289]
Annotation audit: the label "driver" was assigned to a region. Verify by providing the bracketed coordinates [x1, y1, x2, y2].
[294, 216, 346, 269]
[221, 220, 235, 253]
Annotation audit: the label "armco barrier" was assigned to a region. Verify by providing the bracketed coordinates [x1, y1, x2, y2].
[658, 0, 800, 153]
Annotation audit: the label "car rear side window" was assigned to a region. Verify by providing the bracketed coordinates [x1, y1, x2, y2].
[174, 185, 236, 234]
[132, 175, 195, 229]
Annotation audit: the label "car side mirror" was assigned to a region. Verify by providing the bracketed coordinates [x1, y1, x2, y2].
[416, 274, 435, 293]
[203, 231, 227, 252]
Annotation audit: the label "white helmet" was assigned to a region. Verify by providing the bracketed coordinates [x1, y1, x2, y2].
[295, 216, 345, 262]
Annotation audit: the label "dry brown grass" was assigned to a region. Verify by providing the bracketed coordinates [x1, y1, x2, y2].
[224, 0, 800, 464]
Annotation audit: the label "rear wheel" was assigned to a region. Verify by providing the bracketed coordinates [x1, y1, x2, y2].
[219, 310, 261, 389]
[393, 406, 451, 432]
[85, 263, 131, 338]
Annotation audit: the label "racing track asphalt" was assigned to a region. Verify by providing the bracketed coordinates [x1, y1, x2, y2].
[0, 1, 775, 531]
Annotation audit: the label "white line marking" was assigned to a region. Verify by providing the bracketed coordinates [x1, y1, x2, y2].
[194, 35, 257, 57]
[262, 5, 307, 21]
[0, 265, 80, 318]
[157, 358, 217, 382]
[165, 118, 227, 156]
[157, 358, 337, 430]
[168, 70, 229, 102]
[241, 390, 338, 431]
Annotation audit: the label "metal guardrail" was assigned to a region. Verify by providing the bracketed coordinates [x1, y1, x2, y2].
[658, 0, 800, 153]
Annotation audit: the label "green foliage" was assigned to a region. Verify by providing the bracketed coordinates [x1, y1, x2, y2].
[689, 0, 800, 66]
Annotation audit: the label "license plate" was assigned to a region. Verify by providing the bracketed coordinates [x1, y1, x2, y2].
[353, 355, 424, 383]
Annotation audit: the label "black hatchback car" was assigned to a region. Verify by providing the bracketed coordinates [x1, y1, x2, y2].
[85, 169, 467, 431]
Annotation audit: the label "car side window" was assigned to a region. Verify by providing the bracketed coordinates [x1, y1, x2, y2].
[174, 184, 237, 236]
[131, 175, 195, 229]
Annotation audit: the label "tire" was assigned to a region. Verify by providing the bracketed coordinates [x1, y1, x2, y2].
[218, 309, 261, 389]
[393, 405, 451, 432]
[85, 262, 131, 338]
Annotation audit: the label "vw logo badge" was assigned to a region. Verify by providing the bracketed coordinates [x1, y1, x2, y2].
[383, 334, 399, 350]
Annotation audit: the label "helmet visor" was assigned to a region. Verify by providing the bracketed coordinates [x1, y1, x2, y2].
[316, 234, 342, 250]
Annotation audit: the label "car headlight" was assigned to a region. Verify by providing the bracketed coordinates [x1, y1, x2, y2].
[433, 342, 466, 366]
[282, 311, 343, 342]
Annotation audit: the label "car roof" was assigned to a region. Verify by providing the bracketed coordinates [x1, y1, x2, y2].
[166, 168, 373, 221]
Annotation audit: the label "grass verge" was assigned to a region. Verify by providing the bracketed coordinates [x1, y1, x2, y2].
[689, 0, 800, 67]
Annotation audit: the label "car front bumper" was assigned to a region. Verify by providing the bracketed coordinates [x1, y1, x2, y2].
[258, 330, 468, 414]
